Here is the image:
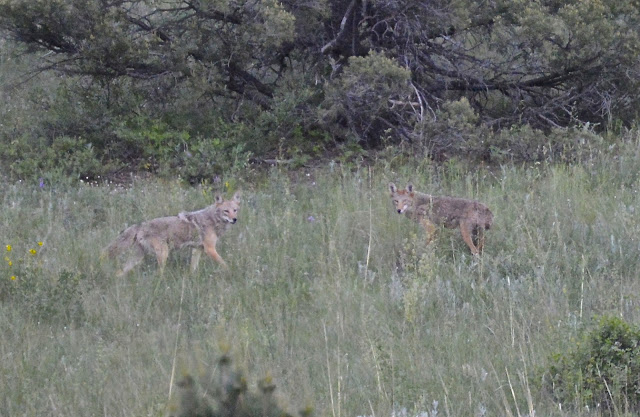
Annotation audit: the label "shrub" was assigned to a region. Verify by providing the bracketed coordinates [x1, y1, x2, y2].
[1, 242, 84, 323]
[321, 52, 412, 148]
[545, 315, 640, 414]
[485, 124, 604, 164]
[0, 134, 106, 181]
[415, 97, 488, 160]
[168, 353, 313, 417]
[115, 116, 252, 182]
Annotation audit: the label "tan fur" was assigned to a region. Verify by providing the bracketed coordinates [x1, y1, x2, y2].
[389, 183, 493, 255]
[104, 192, 241, 276]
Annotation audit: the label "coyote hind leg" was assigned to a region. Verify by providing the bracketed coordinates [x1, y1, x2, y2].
[117, 244, 145, 277]
[142, 237, 169, 275]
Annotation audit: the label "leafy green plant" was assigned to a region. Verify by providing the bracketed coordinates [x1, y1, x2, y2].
[321, 51, 412, 147]
[0, 135, 106, 181]
[545, 315, 640, 413]
[115, 116, 189, 170]
[2, 241, 84, 323]
[485, 124, 603, 164]
[168, 353, 313, 417]
[175, 140, 252, 184]
[416, 97, 487, 160]
[113, 116, 253, 181]
[1, 241, 45, 301]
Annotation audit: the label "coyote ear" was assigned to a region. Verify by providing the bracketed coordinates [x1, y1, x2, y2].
[233, 191, 241, 202]
[406, 183, 414, 192]
[389, 182, 397, 193]
[215, 194, 223, 204]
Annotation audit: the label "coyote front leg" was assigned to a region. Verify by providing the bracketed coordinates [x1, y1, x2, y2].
[203, 229, 228, 269]
[473, 226, 486, 254]
[459, 221, 480, 255]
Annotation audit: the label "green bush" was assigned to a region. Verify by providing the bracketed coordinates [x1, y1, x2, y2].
[485, 124, 604, 164]
[2, 242, 85, 323]
[415, 97, 488, 160]
[0, 134, 106, 181]
[389, 100, 607, 163]
[251, 73, 329, 159]
[545, 315, 640, 413]
[321, 52, 412, 147]
[115, 116, 252, 182]
[169, 353, 312, 417]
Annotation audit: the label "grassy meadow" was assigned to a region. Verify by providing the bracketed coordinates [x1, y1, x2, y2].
[3, 143, 640, 416]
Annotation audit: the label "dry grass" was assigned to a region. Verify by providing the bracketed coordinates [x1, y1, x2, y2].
[3, 149, 640, 416]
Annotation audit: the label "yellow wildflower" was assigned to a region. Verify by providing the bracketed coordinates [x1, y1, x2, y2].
[29, 249, 37, 255]
[10, 276, 16, 281]
[38, 241, 44, 246]
[7, 261, 12, 267]
[6, 245, 11, 252]
[225, 181, 230, 189]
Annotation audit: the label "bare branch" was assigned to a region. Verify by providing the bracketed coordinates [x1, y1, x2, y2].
[321, 0, 359, 55]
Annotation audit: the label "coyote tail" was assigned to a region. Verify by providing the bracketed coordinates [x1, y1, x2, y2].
[104, 225, 139, 258]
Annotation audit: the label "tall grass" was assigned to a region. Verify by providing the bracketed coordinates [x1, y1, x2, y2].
[3, 144, 640, 416]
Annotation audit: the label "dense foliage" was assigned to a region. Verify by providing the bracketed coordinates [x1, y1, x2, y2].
[169, 354, 312, 417]
[546, 316, 640, 414]
[1, 0, 640, 179]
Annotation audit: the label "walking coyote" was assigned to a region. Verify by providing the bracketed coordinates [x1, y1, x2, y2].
[389, 183, 493, 255]
[104, 192, 241, 276]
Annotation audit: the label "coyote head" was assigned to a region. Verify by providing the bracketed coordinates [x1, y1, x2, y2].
[216, 191, 241, 224]
[389, 182, 415, 214]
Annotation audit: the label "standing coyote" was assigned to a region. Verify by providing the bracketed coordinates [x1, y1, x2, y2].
[389, 183, 493, 255]
[104, 192, 241, 276]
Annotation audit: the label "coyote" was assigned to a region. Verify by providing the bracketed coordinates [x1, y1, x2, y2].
[389, 183, 493, 255]
[104, 192, 241, 276]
